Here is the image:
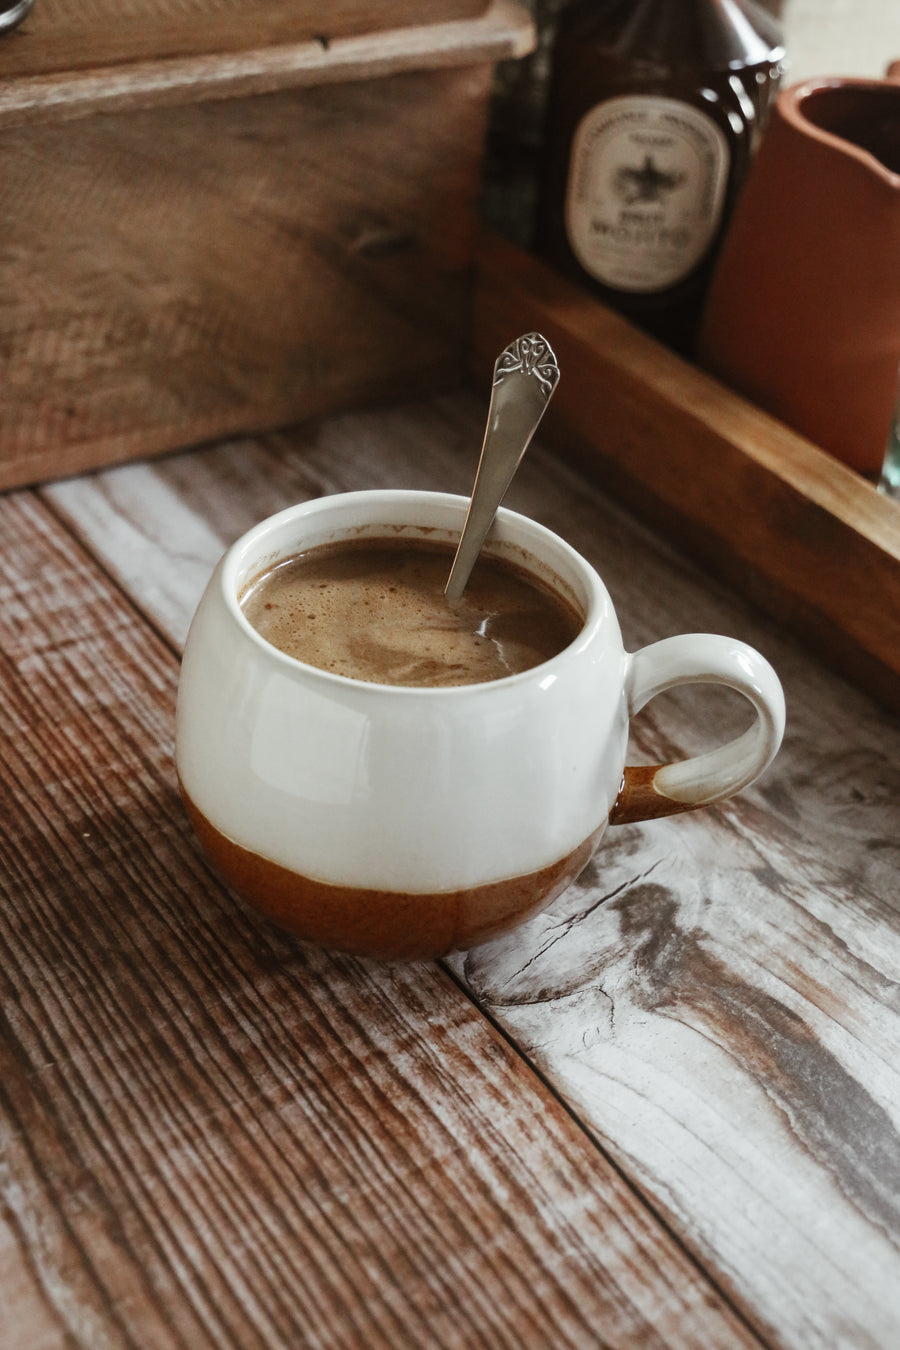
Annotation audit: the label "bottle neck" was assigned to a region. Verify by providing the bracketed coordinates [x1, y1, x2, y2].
[566, 0, 784, 72]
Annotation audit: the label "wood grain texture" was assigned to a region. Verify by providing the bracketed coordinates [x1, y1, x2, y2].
[0, 1, 533, 127]
[0, 489, 760, 1347]
[0, 65, 491, 491]
[42, 392, 900, 1348]
[0, 0, 490, 85]
[470, 233, 900, 713]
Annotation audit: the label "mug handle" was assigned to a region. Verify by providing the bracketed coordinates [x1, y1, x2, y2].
[609, 634, 785, 826]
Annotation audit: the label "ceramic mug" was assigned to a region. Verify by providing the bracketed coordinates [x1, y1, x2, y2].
[698, 76, 900, 477]
[175, 490, 785, 959]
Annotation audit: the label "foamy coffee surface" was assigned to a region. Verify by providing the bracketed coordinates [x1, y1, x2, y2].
[241, 537, 582, 687]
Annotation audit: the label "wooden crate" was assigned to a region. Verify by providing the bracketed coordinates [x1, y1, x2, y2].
[0, 0, 532, 488]
[472, 233, 900, 712]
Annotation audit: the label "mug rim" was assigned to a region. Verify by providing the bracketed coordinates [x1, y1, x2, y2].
[218, 488, 614, 697]
[781, 76, 900, 187]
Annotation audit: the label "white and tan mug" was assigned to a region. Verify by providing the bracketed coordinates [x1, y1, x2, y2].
[176, 490, 785, 959]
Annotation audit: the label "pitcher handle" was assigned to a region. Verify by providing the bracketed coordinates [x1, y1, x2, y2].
[609, 634, 785, 826]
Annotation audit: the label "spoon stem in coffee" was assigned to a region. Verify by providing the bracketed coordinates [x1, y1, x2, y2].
[444, 332, 560, 603]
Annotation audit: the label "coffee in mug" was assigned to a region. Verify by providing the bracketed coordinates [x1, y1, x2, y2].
[176, 490, 785, 960]
[240, 537, 583, 687]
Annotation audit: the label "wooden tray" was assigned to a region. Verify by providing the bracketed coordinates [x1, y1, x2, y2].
[472, 233, 900, 712]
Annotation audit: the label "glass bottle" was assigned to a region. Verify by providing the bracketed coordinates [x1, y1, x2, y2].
[535, 0, 786, 356]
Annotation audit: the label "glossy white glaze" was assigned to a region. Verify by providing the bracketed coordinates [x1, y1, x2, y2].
[626, 633, 786, 805]
[175, 491, 784, 892]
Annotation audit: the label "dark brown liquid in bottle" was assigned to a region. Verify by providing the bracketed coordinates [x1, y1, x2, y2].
[536, 0, 786, 356]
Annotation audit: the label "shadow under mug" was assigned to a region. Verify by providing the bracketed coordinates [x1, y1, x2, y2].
[175, 490, 785, 960]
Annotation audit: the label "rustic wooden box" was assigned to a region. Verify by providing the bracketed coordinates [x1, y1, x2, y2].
[0, 0, 532, 488]
[472, 234, 900, 713]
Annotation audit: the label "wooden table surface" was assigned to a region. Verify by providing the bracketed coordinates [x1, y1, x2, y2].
[1, 387, 899, 1349]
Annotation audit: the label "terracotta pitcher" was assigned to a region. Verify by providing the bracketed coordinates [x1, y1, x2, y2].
[698, 76, 900, 477]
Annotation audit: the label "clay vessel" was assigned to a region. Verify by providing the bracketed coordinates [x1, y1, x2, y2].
[698, 77, 900, 477]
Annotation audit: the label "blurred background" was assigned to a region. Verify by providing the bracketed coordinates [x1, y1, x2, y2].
[483, 0, 900, 245]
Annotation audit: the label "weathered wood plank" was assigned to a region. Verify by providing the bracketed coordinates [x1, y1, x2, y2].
[0, 0, 490, 89]
[0, 65, 491, 491]
[0, 1, 531, 127]
[43, 392, 900, 1348]
[0, 488, 758, 1347]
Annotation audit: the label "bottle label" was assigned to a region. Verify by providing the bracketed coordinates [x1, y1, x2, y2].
[565, 95, 729, 293]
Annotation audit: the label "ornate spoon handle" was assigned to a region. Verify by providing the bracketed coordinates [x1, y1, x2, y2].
[444, 333, 560, 602]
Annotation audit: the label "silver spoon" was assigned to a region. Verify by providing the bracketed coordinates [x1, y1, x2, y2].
[444, 332, 560, 602]
[0, 0, 34, 34]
